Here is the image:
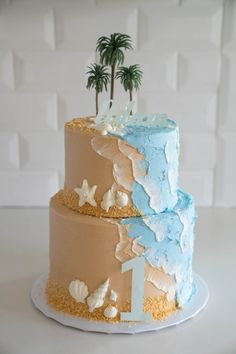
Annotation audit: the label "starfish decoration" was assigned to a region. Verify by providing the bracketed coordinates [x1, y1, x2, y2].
[74, 179, 97, 207]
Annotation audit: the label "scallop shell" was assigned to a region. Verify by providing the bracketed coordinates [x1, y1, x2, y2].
[69, 280, 88, 303]
[116, 191, 129, 209]
[87, 278, 109, 312]
[104, 305, 118, 319]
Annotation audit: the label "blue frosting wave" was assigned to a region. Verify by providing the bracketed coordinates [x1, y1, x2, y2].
[107, 118, 196, 306]
[109, 120, 179, 215]
[120, 190, 196, 306]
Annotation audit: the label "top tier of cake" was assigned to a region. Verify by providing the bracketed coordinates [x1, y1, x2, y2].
[63, 116, 179, 218]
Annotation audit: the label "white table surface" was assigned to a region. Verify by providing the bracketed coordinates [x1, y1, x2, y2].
[0, 207, 235, 354]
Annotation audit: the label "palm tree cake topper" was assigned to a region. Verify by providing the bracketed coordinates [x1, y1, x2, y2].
[116, 64, 142, 115]
[86, 64, 110, 115]
[86, 33, 143, 116]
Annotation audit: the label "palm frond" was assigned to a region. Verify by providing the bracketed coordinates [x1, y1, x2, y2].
[86, 63, 110, 93]
[116, 64, 143, 92]
[96, 33, 133, 66]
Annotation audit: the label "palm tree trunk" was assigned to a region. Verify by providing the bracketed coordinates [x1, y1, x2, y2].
[95, 90, 98, 115]
[110, 65, 115, 107]
[129, 89, 133, 115]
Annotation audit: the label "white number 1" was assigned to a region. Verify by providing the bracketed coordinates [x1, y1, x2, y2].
[120, 257, 152, 322]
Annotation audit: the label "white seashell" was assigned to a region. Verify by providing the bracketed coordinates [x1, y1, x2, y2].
[110, 289, 118, 302]
[104, 305, 118, 319]
[90, 122, 113, 135]
[69, 280, 88, 303]
[87, 278, 109, 312]
[115, 191, 129, 209]
[101, 189, 116, 212]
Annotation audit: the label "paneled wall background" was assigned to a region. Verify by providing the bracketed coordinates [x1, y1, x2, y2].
[0, 0, 235, 207]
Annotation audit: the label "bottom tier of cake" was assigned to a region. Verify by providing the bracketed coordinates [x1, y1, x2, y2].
[47, 190, 196, 323]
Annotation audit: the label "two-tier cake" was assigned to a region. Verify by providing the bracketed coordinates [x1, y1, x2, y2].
[46, 112, 196, 324]
[43, 33, 198, 329]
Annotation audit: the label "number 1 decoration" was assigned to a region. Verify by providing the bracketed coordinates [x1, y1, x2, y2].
[120, 256, 152, 321]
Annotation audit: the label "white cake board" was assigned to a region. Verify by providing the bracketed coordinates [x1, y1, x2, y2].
[31, 272, 209, 334]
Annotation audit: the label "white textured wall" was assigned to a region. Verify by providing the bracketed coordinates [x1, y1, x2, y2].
[0, 0, 235, 207]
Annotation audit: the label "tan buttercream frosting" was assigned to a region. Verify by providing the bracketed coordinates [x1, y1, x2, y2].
[47, 116, 180, 323]
[64, 117, 142, 218]
[49, 196, 176, 315]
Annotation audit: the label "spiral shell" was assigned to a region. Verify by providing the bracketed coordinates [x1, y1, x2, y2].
[69, 280, 88, 303]
[101, 189, 116, 212]
[87, 278, 110, 312]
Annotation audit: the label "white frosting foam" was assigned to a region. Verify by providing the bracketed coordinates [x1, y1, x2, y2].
[165, 140, 177, 197]
[91, 136, 133, 191]
[144, 269, 176, 301]
[143, 218, 166, 242]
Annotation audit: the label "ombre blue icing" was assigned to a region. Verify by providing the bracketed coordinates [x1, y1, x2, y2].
[120, 190, 196, 306]
[109, 118, 179, 215]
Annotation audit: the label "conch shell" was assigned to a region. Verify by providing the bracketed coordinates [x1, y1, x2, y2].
[87, 278, 109, 312]
[101, 190, 116, 212]
[69, 279, 88, 303]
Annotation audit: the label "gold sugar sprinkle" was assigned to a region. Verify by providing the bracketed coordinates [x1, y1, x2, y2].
[53, 189, 141, 218]
[45, 278, 177, 323]
[65, 117, 97, 135]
